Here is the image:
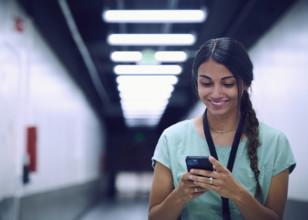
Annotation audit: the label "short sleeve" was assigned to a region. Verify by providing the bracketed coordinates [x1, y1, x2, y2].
[151, 131, 171, 169]
[273, 132, 296, 176]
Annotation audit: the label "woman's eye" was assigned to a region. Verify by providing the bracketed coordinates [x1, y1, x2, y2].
[224, 83, 235, 88]
[201, 82, 212, 87]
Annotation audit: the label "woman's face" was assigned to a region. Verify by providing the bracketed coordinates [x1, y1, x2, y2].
[197, 59, 241, 118]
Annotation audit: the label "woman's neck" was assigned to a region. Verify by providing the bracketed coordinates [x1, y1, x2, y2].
[206, 110, 239, 133]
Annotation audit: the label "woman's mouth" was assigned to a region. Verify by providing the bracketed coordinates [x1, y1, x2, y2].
[209, 100, 228, 108]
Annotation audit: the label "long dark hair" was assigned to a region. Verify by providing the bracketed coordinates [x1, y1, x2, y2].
[192, 37, 262, 197]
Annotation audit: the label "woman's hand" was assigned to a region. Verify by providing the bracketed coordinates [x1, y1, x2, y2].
[149, 162, 209, 220]
[188, 156, 243, 200]
[176, 171, 209, 202]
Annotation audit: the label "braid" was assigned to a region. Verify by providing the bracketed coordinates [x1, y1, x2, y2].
[242, 91, 262, 198]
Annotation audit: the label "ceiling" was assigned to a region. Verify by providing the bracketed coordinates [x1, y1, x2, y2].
[18, 0, 296, 134]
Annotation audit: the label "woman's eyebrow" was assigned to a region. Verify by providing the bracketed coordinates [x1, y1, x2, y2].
[221, 76, 235, 80]
[199, 75, 211, 80]
[199, 75, 235, 80]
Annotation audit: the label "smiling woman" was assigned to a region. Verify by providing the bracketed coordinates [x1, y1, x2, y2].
[149, 37, 296, 220]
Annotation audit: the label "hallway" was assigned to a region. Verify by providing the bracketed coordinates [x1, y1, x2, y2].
[1, 1, 308, 220]
[77, 198, 149, 220]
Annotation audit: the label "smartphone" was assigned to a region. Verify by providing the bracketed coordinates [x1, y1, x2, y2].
[185, 156, 214, 172]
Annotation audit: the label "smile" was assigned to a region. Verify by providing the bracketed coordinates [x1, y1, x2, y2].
[209, 100, 228, 108]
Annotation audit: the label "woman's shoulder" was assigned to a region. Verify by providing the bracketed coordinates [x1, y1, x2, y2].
[258, 122, 288, 141]
[258, 122, 296, 174]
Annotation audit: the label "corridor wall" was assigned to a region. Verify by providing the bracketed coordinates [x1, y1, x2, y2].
[0, 1, 106, 219]
[249, 0, 308, 202]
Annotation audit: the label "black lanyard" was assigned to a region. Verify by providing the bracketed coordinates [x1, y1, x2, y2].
[202, 109, 245, 220]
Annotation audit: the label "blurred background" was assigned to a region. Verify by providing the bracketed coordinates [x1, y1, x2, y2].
[0, 0, 307, 219]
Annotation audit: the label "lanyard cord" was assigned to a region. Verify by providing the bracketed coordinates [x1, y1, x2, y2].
[202, 109, 245, 220]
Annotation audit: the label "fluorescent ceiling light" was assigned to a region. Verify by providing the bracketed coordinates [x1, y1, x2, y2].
[118, 84, 174, 94]
[107, 34, 196, 46]
[121, 99, 168, 115]
[125, 118, 161, 127]
[110, 51, 142, 62]
[122, 104, 166, 127]
[155, 51, 188, 62]
[123, 109, 165, 116]
[103, 9, 207, 23]
[121, 99, 168, 110]
[111, 50, 188, 63]
[122, 106, 167, 113]
[116, 75, 178, 127]
[114, 65, 182, 75]
[116, 75, 178, 85]
[119, 91, 172, 100]
[123, 112, 163, 119]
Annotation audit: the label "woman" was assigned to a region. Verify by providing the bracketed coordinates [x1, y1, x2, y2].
[148, 38, 296, 220]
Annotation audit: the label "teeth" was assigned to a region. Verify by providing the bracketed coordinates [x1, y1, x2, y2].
[212, 101, 224, 105]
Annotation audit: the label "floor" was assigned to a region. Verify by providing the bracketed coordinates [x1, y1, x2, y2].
[78, 197, 149, 220]
[77, 171, 151, 220]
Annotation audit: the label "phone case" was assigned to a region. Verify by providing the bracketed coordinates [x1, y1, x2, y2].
[186, 156, 214, 171]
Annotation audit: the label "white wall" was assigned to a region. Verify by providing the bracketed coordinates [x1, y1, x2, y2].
[249, 0, 308, 201]
[0, 0, 105, 200]
[186, 0, 308, 202]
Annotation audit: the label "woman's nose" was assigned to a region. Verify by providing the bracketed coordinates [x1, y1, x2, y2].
[211, 85, 223, 98]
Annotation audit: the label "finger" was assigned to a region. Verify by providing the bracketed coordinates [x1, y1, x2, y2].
[181, 172, 193, 181]
[190, 190, 207, 200]
[185, 180, 200, 188]
[188, 173, 215, 187]
[193, 175, 219, 187]
[192, 187, 208, 194]
[194, 180, 218, 193]
[193, 176, 215, 186]
[182, 173, 205, 188]
[209, 156, 225, 172]
[189, 169, 216, 178]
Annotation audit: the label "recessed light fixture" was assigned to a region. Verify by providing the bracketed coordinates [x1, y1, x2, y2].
[114, 65, 182, 75]
[110, 50, 188, 63]
[155, 51, 188, 62]
[103, 9, 207, 23]
[110, 51, 142, 62]
[107, 34, 196, 46]
[123, 113, 162, 120]
[116, 75, 178, 127]
[119, 91, 172, 100]
[120, 99, 169, 110]
[118, 83, 174, 94]
[105, 9, 200, 127]
[116, 75, 178, 85]
[124, 118, 161, 127]
[123, 109, 165, 117]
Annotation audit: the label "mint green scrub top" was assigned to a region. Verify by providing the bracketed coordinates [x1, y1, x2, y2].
[152, 120, 296, 220]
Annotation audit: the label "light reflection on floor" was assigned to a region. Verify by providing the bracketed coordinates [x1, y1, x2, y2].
[79, 172, 153, 220]
[79, 197, 149, 220]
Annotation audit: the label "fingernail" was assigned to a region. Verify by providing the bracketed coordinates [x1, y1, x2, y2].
[189, 175, 193, 180]
[190, 169, 194, 173]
